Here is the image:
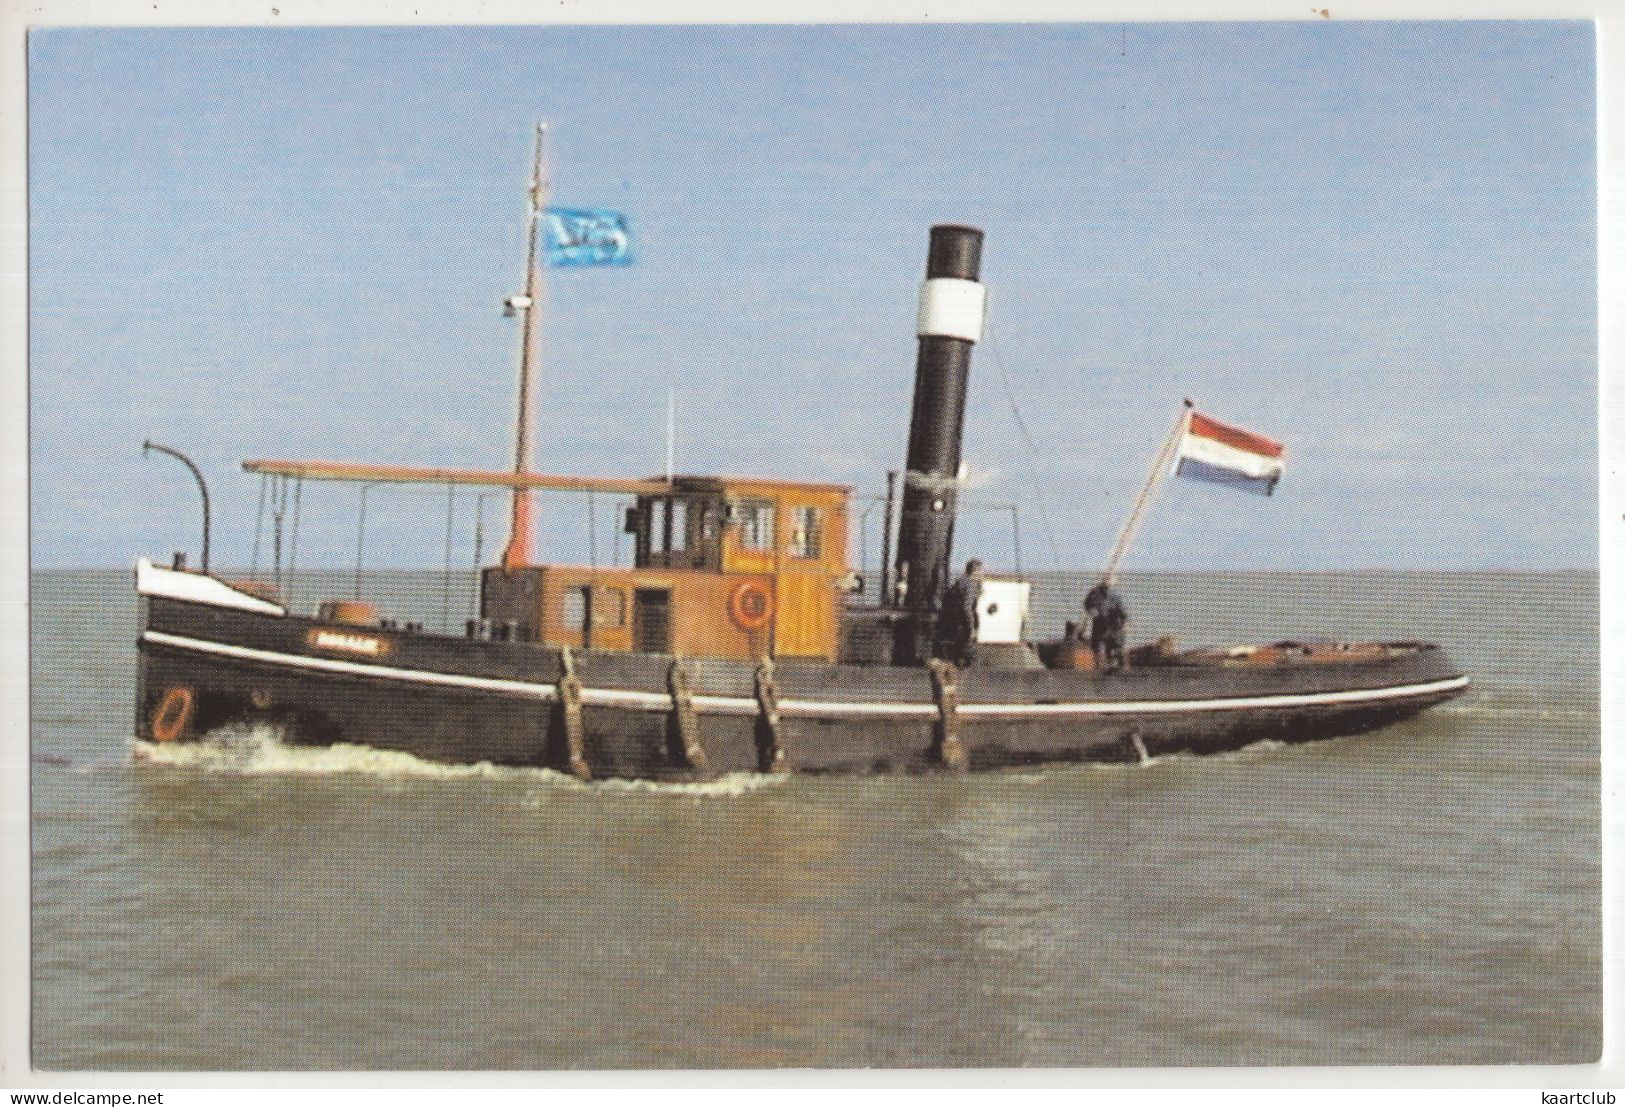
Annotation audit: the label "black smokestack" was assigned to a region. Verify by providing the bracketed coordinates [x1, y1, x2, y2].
[892, 224, 985, 664]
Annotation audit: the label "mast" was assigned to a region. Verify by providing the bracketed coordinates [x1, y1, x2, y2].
[1099, 398, 1192, 585]
[501, 122, 549, 569]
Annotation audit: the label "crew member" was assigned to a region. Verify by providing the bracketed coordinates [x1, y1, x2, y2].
[1084, 580, 1129, 671]
[936, 558, 985, 666]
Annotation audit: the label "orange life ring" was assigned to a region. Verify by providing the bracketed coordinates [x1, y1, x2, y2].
[150, 686, 195, 743]
[727, 579, 773, 631]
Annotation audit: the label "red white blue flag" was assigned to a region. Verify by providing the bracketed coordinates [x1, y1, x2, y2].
[1172, 411, 1285, 496]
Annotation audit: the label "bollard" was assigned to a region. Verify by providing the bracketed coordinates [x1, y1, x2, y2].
[926, 658, 968, 770]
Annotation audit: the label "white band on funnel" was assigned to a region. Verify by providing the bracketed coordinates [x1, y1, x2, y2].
[916, 278, 986, 342]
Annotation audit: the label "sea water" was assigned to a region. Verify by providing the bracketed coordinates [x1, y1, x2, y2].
[28, 569, 1599, 1068]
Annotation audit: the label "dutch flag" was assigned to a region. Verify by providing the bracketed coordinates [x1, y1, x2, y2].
[1172, 411, 1286, 496]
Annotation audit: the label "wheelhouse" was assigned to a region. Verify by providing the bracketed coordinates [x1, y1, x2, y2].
[481, 475, 852, 661]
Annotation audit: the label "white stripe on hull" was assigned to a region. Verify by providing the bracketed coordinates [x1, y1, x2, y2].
[141, 630, 1471, 720]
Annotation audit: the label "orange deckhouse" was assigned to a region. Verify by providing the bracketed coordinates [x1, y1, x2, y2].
[482, 475, 852, 661]
[241, 461, 853, 662]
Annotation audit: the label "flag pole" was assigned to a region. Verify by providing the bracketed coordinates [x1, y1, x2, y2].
[1099, 398, 1194, 585]
[502, 122, 549, 569]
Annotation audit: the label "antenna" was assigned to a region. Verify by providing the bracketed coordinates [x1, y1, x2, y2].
[665, 387, 676, 482]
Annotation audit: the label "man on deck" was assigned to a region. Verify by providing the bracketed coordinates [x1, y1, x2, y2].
[936, 558, 985, 666]
[1084, 580, 1129, 671]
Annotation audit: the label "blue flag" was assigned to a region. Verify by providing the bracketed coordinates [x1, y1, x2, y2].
[544, 208, 633, 266]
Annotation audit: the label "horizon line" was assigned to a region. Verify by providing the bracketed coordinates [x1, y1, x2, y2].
[25, 563, 1604, 575]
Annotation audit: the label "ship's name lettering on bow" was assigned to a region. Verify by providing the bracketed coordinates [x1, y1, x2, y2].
[307, 629, 387, 656]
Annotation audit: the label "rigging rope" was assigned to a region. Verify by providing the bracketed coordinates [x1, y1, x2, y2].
[286, 477, 304, 608]
[271, 475, 286, 590]
[441, 484, 456, 633]
[983, 319, 1062, 569]
[588, 491, 598, 569]
[471, 493, 490, 621]
[250, 473, 267, 579]
[353, 485, 372, 600]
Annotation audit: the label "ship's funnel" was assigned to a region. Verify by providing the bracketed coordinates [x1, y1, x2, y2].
[893, 224, 986, 663]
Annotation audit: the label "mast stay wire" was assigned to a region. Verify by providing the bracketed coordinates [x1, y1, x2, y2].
[353, 484, 371, 600]
[471, 493, 492, 621]
[587, 491, 598, 569]
[270, 475, 287, 591]
[250, 473, 267, 579]
[286, 477, 304, 609]
[441, 484, 457, 633]
[981, 316, 1062, 571]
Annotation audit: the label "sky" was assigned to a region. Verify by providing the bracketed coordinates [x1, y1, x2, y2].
[26, 21, 1597, 571]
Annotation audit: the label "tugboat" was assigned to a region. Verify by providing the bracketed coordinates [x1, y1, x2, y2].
[134, 129, 1469, 779]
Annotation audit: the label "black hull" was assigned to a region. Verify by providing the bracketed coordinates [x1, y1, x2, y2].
[137, 593, 1470, 779]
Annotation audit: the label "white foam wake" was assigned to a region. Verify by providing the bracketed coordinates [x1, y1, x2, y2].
[1205, 738, 1294, 762]
[129, 724, 784, 797]
[1068, 737, 1293, 771]
[1431, 700, 1594, 722]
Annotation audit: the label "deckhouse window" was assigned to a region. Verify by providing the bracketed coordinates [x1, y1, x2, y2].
[562, 587, 588, 631]
[563, 585, 626, 633]
[593, 586, 627, 628]
[790, 505, 822, 559]
[737, 499, 776, 550]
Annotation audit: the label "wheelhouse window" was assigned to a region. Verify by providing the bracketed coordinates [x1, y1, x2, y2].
[633, 494, 722, 570]
[790, 505, 822, 559]
[737, 499, 776, 550]
[662, 498, 689, 558]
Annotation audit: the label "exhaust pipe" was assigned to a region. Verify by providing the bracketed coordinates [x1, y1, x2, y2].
[892, 224, 986, 664]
